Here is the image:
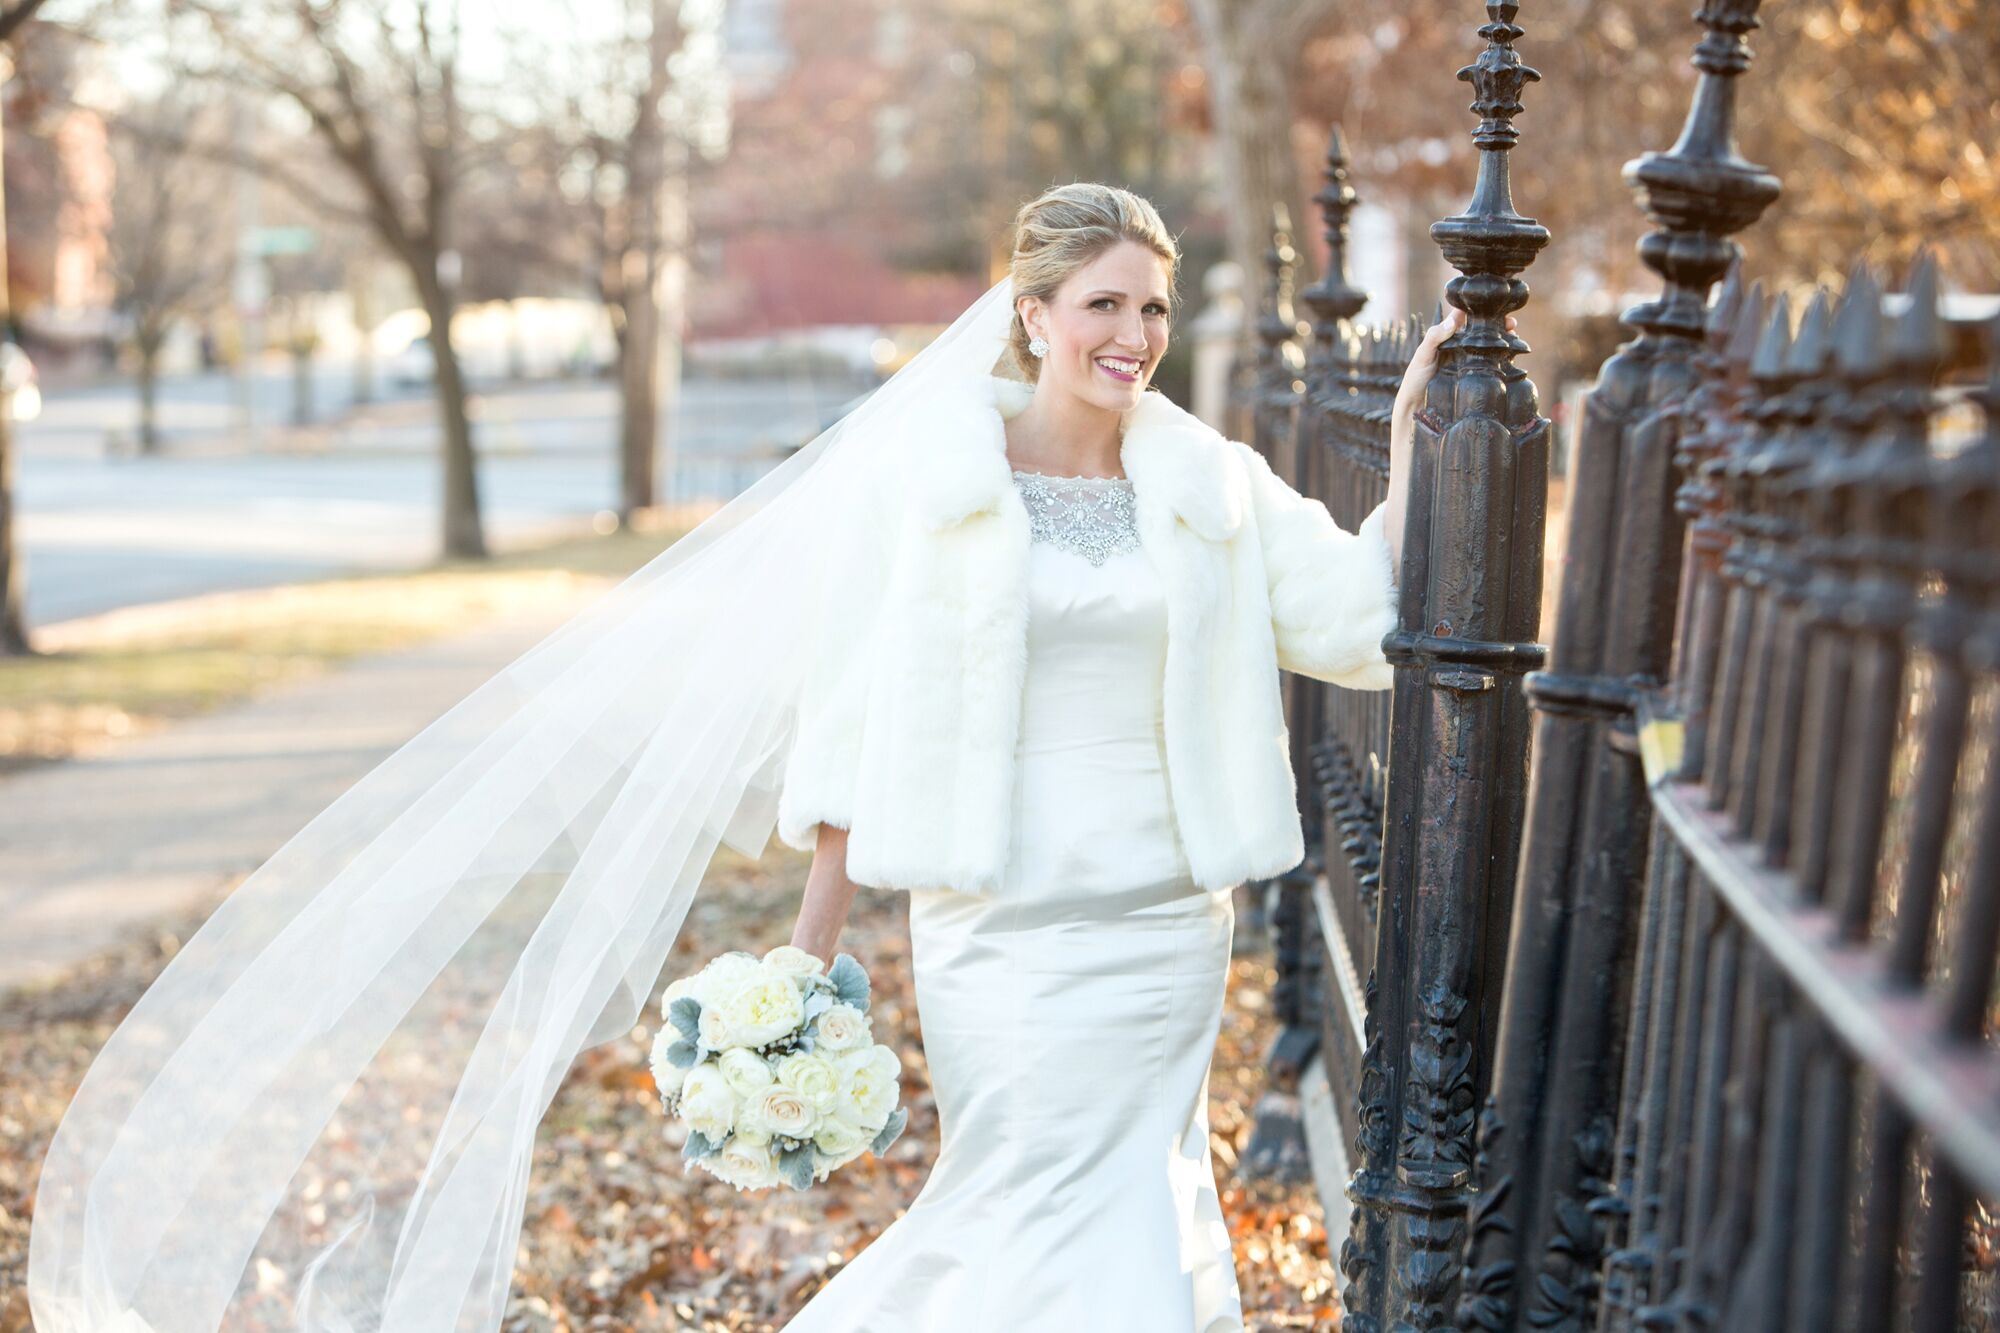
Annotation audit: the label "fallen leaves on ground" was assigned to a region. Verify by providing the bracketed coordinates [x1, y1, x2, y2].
[0, 847, 1339, 1331]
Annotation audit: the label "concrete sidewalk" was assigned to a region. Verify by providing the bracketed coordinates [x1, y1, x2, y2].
[0, 592, 600, 991]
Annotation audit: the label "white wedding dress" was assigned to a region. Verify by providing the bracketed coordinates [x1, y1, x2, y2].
[784, 470, 1246, 1333]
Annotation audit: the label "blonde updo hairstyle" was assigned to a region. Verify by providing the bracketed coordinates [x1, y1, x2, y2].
[1007, 183, 1180, 382]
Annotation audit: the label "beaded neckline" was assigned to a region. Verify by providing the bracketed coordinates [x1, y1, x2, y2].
[1011, 468, 1141, 565]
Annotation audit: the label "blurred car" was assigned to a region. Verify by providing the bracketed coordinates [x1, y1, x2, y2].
[0, 341, 40, 421]
[387, 334, 436, 387]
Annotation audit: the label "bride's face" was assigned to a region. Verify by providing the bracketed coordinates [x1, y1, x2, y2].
[1022, 241, 1171, 412]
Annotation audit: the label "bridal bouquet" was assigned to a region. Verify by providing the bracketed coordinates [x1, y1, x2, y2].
[649, 945, 909, 1191]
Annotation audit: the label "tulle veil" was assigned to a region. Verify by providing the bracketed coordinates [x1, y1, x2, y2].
[27, 274, 1022, 1333]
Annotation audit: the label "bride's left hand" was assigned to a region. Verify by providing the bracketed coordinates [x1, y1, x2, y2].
[1394, 304, 1520, 423]
[1380, 300, 1519, 568]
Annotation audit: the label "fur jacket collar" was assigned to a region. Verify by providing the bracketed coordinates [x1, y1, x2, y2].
[904, 374, 1247, 543]
[770, 371, 1398, 897]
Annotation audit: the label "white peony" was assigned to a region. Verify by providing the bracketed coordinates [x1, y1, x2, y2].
[714, 971, 806, 1048]
[811, 1002, 872, 1053]
[775, 1050, 842, 1114]
[660, 972, 701, 1017]
[678, 1063, 738, 1142]
[716, 1047, 776, 1100]
[703, 1135, 781, 1190]
[648, 1027, 691, 1099]
[740, 1083, 821, 1140]
[832, 1044, 902, 1133]
[691, 951, 763, 1007]
[761, 945, 825, 982]
[811, 1116, 869, 1163]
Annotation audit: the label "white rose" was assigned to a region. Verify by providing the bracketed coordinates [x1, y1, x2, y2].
[648, 1027, 691, 1099]
[832, 1044, 902, 1132]
[812, 1002, 872, 1054]
[716, 1047, 776, 1100]
[678, 1062, 738, 1142]
[692, 951, 763, 1007]
[696, 1003, 735, 1051]
[715, 972, 806, 1048]
[741, 1084, 820, 1140]
[702, 1135, 780, 1191]
[775, 1050, 841, 1114]
[761, 945, 825, 982]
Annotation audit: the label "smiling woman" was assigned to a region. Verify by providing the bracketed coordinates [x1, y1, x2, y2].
[999, 186, 1180, 481]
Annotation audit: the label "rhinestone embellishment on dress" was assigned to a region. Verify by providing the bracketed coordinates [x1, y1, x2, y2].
[1011, 469, 1141, 566]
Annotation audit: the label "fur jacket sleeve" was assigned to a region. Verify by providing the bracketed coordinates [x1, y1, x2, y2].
[1232, 439, 1399, 691]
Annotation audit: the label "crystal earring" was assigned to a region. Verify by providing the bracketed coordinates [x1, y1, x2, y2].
[1028, 335, 1049, 358]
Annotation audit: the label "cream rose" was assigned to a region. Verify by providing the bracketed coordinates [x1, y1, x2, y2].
[716, 1047, 776, 1100]
[714, 972, 806, 1048]
[648, 1027, 691, 1099]
[703, 1135, 780, 1190]
[678, 1063, 738, 1142]
[740, 1083, 821, 1140]
[775, 1050, 842, 1114]
[832, 1044, 902, 1132]
[812, 1002, 872, 1053]
[761, 945, 825, 982]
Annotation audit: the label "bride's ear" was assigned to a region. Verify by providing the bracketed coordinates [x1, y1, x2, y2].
[1016, 295, 1043, 341]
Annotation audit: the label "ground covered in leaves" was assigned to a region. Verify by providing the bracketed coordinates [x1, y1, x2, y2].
[0, 843, 1340, 1330]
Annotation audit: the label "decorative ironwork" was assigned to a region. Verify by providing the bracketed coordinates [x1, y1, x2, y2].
[1450, 2, 1778, 1328]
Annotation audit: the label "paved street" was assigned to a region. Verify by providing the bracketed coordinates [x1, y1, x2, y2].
[15, 363, 869, 627]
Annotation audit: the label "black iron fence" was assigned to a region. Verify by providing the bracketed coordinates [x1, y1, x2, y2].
[1241, 0, 1999, 1329]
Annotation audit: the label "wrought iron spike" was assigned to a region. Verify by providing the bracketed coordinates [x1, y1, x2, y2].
[1727, 281, 1768, 367]
[1786, 290, 1834, 375]
[1751, 293, 1794, 380]
[1709, 260, 1745, 339]
[1833, 269, 1883, 376]
[1891, 251, 1947, 373]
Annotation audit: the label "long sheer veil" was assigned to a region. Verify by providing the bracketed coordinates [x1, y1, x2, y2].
[28, 274, 1021, 1333]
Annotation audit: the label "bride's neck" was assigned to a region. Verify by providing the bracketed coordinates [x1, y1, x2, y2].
[1003, 388, 1126, 478]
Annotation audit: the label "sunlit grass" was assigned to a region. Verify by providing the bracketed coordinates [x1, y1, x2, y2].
[0, 512, 697, 772]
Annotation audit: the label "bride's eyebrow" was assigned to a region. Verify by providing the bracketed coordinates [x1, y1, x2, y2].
[1084, 289, 1169, 304]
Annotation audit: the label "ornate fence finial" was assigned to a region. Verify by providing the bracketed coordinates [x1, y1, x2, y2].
[1299, 124, 1369, 353]
[1429, 0, 1549, 351]
[1624, 0, 1780, 341]
[1257, 204, 1301, 368]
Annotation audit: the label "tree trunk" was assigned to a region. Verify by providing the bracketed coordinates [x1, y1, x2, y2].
[616, 0, 677, 523]
[291, 344, 312, 425]
[618, 253, 660, 523]
[139, 343, 161, 453]
[1186, 0, 1321, 320]
[421, 273, 485, 559]
[0, 53, 29, 655]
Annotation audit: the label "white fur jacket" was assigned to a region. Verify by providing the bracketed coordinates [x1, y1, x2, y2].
[773, 372, 1398, 895]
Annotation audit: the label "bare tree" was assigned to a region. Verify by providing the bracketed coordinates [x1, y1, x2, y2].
[0, 0, 52, 654]
[106, 93, 233, 453]
[1185, 0, 1338, 315]
[163, 0, 490, 557]
[493, 0, 725, 523]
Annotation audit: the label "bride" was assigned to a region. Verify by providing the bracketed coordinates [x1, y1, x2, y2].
[27, 182, 1470, 1332]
